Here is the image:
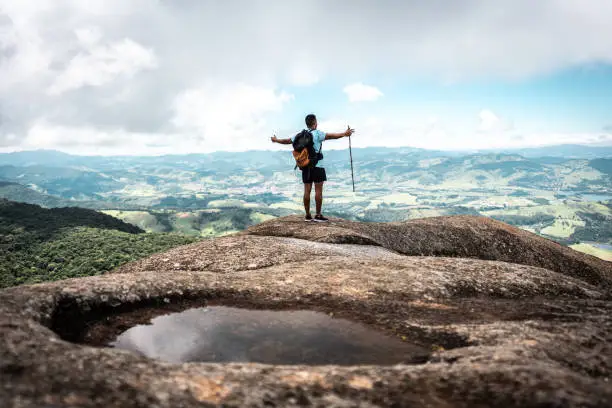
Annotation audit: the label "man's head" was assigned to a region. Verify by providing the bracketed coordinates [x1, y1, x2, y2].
[305, 114, 317, 130]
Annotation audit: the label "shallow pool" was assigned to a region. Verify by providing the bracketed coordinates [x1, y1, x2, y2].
[110, 306, 430, 365]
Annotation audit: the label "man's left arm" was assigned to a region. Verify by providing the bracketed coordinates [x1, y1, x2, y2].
[324, 126, 355, 140]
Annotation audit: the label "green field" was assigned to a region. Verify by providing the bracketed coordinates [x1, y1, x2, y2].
[103, 207, 280, 237]
[570, 243, 612, 261]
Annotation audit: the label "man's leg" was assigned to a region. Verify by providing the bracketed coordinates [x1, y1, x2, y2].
[314, 182, 324, 215]
[303, 182, 313, 216]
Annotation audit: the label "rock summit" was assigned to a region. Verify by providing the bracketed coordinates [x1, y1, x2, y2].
[1, 216, 611, 407]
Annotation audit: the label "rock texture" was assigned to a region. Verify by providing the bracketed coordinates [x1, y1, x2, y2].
[246, 215, 612, 289]
[1, 216, 611, 407]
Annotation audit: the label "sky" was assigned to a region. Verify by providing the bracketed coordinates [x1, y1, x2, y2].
[1, 0, 612, 156]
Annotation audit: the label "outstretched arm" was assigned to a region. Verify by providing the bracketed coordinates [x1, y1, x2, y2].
[271, 135, 292, 145]
[324, 126, 355, 140]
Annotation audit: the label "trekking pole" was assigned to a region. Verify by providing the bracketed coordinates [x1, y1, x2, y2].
[348, 125, 355, 192]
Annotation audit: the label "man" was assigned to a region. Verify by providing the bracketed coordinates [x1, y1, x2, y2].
[271, 114, 355, 222]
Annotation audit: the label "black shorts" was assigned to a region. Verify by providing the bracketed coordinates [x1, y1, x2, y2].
[302, 167, 327, 184]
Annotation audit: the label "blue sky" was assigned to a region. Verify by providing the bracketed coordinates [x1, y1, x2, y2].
[0, 0, 611, 155]
[299, 64, 612, 127]
[273, 64, 612, 151]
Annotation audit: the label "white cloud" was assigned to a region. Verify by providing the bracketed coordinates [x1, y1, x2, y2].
[6, 113, 611, 156]
[22, 119, 176, 155]
[74, 27, 102, 47]
[171, 83, 293, 151]
[315, 112, 612, 152]
[48, 38, 157, 95]
[478, 109, 513, 133]
[343, 83, 383, 102]
[479, 109, 501, 132]
[287, 66, 320, 87]
[0, 11, 52, 92]
[1, 1, 612, 154]
[18, 81, 294, 153]
[285, 53, 321, 86]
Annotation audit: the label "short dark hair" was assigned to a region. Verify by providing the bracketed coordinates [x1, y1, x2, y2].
[305, 114, 317, 129]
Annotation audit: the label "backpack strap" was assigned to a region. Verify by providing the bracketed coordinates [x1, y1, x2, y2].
[306, 128, 322, 153]
[315, 131, 323, 154]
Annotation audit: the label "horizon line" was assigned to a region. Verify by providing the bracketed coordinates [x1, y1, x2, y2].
[1, 143, 612, 158]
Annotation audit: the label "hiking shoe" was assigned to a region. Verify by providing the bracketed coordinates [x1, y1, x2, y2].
[304, 214, 313, 222]
[314, 214, 329, 222]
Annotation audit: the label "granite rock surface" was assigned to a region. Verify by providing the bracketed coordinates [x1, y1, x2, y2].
[1, 216, 611, 407]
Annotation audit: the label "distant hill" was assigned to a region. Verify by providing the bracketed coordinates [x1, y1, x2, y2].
[486, 144, 612, 159]
[0, 200, 198, 288]
[0, 198, 143, 238]
[0, 164, 124, 199]
[0, 181, 68, 207]
[2, 146, 610, 202]
[0, 181, 149, 211]
[1, 144, 610, 167]
[589, 158, 612, 176]
[0, 149, 77, 166]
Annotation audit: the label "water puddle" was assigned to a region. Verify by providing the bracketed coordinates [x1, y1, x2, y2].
[110, 306, 429, 365]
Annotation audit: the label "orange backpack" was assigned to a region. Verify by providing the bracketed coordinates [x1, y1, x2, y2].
[292, 129, 319, 170]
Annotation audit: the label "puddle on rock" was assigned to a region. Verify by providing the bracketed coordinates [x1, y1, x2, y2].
[110, 306, 430, 365]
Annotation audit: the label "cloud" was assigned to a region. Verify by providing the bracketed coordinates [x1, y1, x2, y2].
[597, 134, 611, 142]
[315, 111, 611, 152]
[171, 83, 293, 151]
[343, 83, 383, 102]
[74, 27, 102, 47]
[20, 119, 177, 155]
[1, 1, 612, 154]
[287, 67, 320, 87]
[286, 52, 321, 86]
[478, 109, 513, 133]
[48, 36, 157, 95]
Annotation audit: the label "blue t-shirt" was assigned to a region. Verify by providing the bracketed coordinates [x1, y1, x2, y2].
[291, 129, 326, 164]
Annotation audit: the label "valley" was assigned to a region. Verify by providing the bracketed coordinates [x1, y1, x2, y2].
[1, 146, 611, 280]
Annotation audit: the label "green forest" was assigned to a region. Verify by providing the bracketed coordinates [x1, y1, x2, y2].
[0, 200, 199, 288]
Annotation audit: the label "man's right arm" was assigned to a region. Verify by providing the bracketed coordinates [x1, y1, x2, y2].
[271, 135, 292, 145]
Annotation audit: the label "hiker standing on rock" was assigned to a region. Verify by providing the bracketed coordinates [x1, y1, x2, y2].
[271, 114, 355, 222]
